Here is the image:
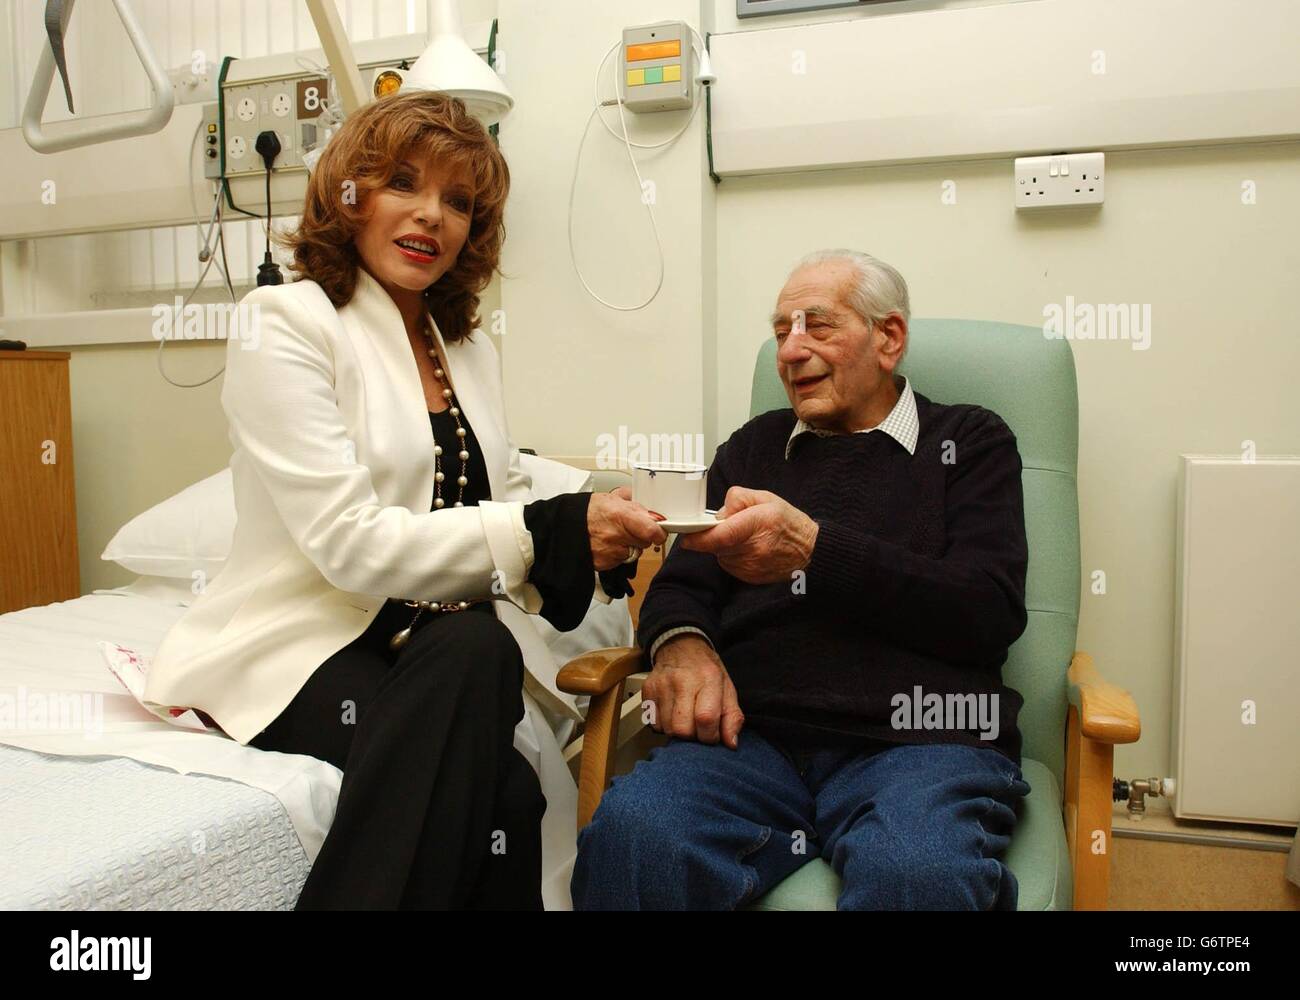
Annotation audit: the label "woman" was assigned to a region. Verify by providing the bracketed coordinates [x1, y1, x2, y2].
[144, 91, 666, 909]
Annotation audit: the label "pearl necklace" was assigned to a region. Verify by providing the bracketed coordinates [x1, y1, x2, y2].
[427, 349, 470, 510]
[388, 331, 478, 653]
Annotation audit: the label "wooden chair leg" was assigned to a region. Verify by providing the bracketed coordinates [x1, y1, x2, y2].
[575, 680, 626, 829]
[1064, 703, 1115, 910]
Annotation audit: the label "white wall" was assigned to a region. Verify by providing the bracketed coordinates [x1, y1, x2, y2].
[493, 0, 1300, 790]
[714, 139, 1300, 789]
[4, 0, 1296, 796]
[494, 0, 715, 461]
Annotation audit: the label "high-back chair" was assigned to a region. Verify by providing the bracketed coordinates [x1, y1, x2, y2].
[558, 319, 1140, 910]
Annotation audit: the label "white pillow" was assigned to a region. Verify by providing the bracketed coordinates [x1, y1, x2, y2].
[101, 468, 236, 579]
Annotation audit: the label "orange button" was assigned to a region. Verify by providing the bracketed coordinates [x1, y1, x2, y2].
[626, 40, 681, 62]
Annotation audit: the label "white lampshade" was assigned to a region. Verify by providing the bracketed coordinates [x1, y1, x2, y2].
[401, 0, 513, 126]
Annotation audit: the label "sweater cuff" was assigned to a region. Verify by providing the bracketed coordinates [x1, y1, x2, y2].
[649, 626, 714, 664]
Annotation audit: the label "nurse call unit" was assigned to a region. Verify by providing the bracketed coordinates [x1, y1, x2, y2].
[621, 21, 694, 113]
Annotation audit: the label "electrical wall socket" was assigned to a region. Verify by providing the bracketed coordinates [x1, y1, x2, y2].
[1014, 152, 1104, 209]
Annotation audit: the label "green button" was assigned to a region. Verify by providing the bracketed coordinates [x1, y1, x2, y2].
[644, 66, 663, 85]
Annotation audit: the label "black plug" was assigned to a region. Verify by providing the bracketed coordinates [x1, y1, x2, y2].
[255, 130, 282, 170]
[255, 130, 284, 286]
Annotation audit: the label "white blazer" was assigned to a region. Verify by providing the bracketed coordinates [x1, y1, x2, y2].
[145, 266, 591, 746]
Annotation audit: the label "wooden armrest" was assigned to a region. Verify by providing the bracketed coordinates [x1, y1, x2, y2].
[556, 646, 646, 696]
[1067, 650, 1140, 745]
[557, 646, 648, 828]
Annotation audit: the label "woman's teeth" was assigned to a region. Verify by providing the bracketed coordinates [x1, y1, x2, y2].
[395, 240, 437, 257]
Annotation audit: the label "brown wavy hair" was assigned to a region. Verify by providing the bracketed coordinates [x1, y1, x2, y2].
[275, 91, 509, 343]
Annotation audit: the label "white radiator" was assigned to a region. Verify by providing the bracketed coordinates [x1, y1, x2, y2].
[1171, 455, 1300, 827]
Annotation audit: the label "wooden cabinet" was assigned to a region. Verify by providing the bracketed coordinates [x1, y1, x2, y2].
[0, 351, 80, 613]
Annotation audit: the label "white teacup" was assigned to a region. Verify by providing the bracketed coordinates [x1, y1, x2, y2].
[631, 462, 708, 521]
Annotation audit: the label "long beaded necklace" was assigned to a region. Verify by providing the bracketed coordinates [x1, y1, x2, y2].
[428, 349, 469, 511]
[388, 325, 476, 652]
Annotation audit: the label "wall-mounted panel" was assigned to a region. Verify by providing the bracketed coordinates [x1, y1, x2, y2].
[709, 0, 1300, 175]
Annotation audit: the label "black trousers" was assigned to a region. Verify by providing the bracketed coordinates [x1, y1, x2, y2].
[250, 600, 547, 910]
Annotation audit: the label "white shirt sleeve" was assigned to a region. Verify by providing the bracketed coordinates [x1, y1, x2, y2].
[648, 625, 714, 663]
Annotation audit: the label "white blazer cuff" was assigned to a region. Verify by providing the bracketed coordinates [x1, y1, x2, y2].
[478, 500, 542, 614]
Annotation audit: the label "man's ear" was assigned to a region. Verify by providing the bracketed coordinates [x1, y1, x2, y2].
[876, 314, 908, 373]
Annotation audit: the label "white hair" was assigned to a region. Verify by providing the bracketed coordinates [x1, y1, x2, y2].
[791, 248, 911, 328]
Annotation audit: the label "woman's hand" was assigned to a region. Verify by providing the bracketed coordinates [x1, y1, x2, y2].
[587, 487, 668, 571]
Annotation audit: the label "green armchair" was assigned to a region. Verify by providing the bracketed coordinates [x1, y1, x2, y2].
[559, 319, 1140, 910]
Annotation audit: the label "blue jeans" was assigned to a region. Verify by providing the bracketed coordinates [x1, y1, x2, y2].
[571, 728, 1030, 910]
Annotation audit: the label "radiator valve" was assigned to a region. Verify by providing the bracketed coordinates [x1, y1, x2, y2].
[1113, 777, 1176, 820]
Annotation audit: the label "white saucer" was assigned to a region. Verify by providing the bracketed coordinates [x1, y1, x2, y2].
[656, 510, 726, 534]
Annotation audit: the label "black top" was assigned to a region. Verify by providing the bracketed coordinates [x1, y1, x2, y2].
[424, 407, 636, 632]
[365, 407, 637, 649]
[635, 394, 1029, 764]
[427, 407, 491, 509]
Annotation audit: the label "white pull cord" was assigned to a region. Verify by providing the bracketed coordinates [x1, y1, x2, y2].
[567, 33, 709, 312]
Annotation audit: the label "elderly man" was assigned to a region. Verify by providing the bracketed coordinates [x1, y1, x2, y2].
[571, 249, 1031, 911]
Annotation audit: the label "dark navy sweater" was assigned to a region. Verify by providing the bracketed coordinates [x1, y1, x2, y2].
[636, 392, 1029, 764]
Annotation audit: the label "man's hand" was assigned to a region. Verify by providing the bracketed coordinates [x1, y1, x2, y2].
[678, 486, 819, 585]
[641, 635, 744, 749]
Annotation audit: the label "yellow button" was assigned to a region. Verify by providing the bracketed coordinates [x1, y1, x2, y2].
[626, 68, 645, 87]
[663, 64, 681, 83]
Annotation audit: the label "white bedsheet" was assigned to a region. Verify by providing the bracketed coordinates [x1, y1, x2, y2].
[0, 578, 618, 909]
[0, 588, 342, 864]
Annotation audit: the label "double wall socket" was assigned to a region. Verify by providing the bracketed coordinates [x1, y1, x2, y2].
[1015, 152, 1104, 209]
